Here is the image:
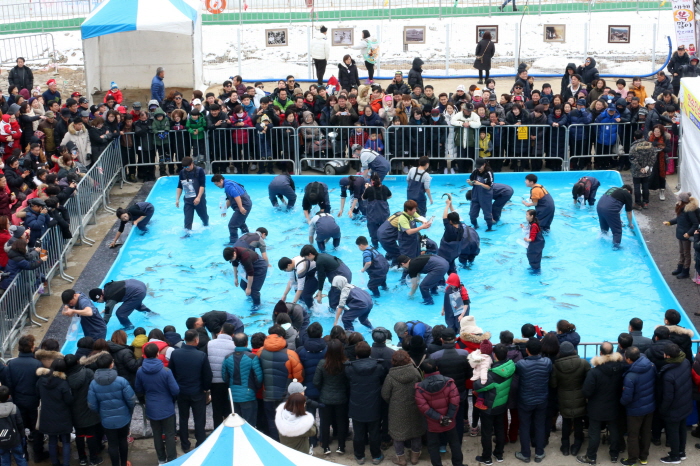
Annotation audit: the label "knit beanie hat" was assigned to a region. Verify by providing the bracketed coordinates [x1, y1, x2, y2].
[288, 378, 306, 395]
[480, 339, 493, 355]
[111, 82, 118, 90]
[559, 341, 577, 357]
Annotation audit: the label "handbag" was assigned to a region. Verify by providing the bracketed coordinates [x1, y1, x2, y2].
[477, 41, 492, 63]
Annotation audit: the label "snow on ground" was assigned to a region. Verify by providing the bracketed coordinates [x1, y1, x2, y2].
[1, 10, 675, 83]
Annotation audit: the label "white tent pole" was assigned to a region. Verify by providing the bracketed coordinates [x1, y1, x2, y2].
[228, 387, 235, 416]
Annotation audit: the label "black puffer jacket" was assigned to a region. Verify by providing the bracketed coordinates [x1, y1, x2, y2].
[668, 198, 700, 241]
[582, 352, 625, 421]
[663, 324, 695, 363]
[345, 357, 386, 422]
[645, 338, 671, 370]
[337, 59, 360, 92]
[36, 368, 74, 435]
[576, 57, 600, 86]
[560, 63, 577, 95]
[313, 359, 348, 405]
[550, 354, 590, 418]
[657, 355, 693, 421]
[66, 363, 102, 428]
[430, 342, 472, 394]
[107, 341, 141, 387]
[408, 58, 424, 90]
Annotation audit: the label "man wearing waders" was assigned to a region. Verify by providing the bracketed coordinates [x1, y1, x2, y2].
[597, 185, 635, 249]
[213, 174, 252, 245]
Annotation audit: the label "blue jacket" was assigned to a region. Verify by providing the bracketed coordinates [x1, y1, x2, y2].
[657, 356, 693, 422]
[151, 75, 165, 104]
[556, 331, 581, 349]
[88, 368, 137, 429]
[23, 208, 50, 245]
[569, 108, 592, 141]
[168, 344, 213, 396]
[620, 354, 656, 416]
[595, 110, 620, 145]
[516, 355, 552, 407]
[135, 358, 179, 421]
[296, 338, 327, 399]
[0, 248, 42, 289]
[221, 347, 263, 403]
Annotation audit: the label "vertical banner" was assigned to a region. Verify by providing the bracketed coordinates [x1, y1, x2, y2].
[679, 81, 700, 206]
[672, 0, 697, 54]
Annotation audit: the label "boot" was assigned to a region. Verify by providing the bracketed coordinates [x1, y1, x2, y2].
[410, 451, 420, 465]
[677, 268, 690, 279]
[659, 188, 666, 200]
[672, 264, 684, 275]
[391, 455, 406, 466]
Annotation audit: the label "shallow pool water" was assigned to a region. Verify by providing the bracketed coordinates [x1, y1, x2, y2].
[61, 171, 694, 354]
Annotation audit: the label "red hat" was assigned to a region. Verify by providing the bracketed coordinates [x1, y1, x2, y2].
[117, 106, 127, 114]
[480, 339, 493, 355]
[71, 92, 82, 98]
[46, 79, 56, 86]
[513, 95, 523, 101]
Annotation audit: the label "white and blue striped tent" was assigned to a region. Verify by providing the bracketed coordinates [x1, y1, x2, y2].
[81, 0, 203, 96]
[165, 414, 336, 466]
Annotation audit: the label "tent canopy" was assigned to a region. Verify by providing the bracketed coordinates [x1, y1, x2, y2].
[81, 0, 203, 95]
[166, 414, 336, 466]
[81, 0, 199, 40]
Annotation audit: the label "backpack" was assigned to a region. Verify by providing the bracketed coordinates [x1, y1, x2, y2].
[0, 411, 20, 448]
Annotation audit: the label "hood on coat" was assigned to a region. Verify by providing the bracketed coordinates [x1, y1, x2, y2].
[627, 353, 655, 375]
[275, 403, 315, 437]
[0, 402, 16, 418]
[554, 354, 586, 374]
[590, 351, 623, 367]
[665, 352, 687, 364]
[68, 122, 85, 136]
[93, 368, 118, 386]
[332, 275, 352, 290]
[140, 357, 165, 375]
[616, 98, 628, 108]
[79, 351, 110, 367]
[36, 367, 67, 379]
[387, 363, 421, 384]
[585, 57, 597, 69]
[35, 349, 64, 365]
[302, 338, 327, 354]
[459, 331, 492, 344]
[565, 63, 576, 73]
[147, 99, 160, 109]
[263, 334, 288, 352]
[152, 107, 167, 119]
[659, 324, 695, 338]
[683, 198, 700, 213]
[346, 357, 381, 376]
[412, 58, 424, 71]
[491, 359, 516, 378]
[339, 59, 356, 70]
[420, 372, 448, 393]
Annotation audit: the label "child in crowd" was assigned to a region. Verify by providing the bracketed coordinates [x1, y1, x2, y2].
[0, 385, 27, 466]
[468, 339, 493, 410]
[131, 327, 148, 359]
[442, 272, 470, 332]
[364, 131, 384, 154]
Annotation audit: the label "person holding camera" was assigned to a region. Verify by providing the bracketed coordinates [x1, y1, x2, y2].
[24, 198, 54, 247]
[414, 359, 464, 466]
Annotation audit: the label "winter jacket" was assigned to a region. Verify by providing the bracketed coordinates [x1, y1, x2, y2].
[550, 354, 590, 418]
[381, 364, 425, 441]
[516, 355, 552, 407]
[66, 363, 102, 428]
[330, 103, 359, 127]
[386, 79, 410, 96]
[60, 123, 92, 166]
[473, 359, 516, 415]
[8, 65, 33, 92]
[560, 63, 577, 95]
[0, 248, 42, 290]
[151, 74, 165, 104]
[276, 403, 317, 453]
[88, 369, 136, 429]
[620, 354, 656, 416]
[657, 354, 693, 421]
[568, 108, 592, 141]
[474, 39, 495, 70]
[595, 110, 620, 145]
[629, 139, 658, 178]
[150, 108, 170, 147]
[313, 358, 349, 405]
[23, 208, 50, 246]
[576, 57, 600, 86]
[107, 342, 140, 388]
[451, 110, 481, 149]
[80, 350, 109, 373]
[207, 334, 236, 384]
[628, 331, 653, 353]
[338, 60, 360, 91]
[408, 58, 424, 90]
[430, 341, 472, 393]
[652, 76, 674, 100]
[296, 338, 327, 399]
[582, 352, 625, 421]
[370, 342, 395, 372]
[259, 334, 303, 401]
[222, 347, 263, 403]
[186, 116, 207, 141]
[359, 108, 384, 128]
[168, 344, 212, 396]
[135, 358, 179, 421]
[6, 351, 43, 408]
[693, 350, 700, 401]
[668, 51, 690, 86]
[0, 229, 10, 268]
[663, 324, 695, 363]
[0, 402, 24, 445]
[556, 331, 581, 349]
[645, 338, 671, 371]
[310, 33, 330, 60]
[668, 199, 700, 241]
[345, 357, 386, 422]
[36, 368, 73, 435]
[414, 371, 460, 433]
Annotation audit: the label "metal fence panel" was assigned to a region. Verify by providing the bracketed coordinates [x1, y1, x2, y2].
[296, 125, 384, 175]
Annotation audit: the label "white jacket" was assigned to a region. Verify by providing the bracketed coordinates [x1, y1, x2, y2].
[310, 33, 330, 60]
[451, 110, 482, 148]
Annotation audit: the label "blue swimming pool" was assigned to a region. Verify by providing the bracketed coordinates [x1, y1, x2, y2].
[60, 171, 695, 354]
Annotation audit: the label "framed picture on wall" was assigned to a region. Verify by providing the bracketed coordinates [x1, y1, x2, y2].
[403, 26, 426, 45]
[608, 25, 631, 44]
[332, 28, 354, 46]
[543, 24, 566, 43]
[476, 25, 498, 43]
[265, 28, 288, 47]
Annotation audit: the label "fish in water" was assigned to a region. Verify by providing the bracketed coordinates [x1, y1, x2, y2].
[543, 256, 555, 259]
[329, 188, 336, 192]
[496, 259, 507, 264]
[179, 270, 195, 274]
[505, 296, 518, 301]
[552, 267, 564, 271]
[521, 292, 533, 296]
[563, 293, 582, 297]
[145, 267, 156, 272]
[560, 302, 579, 307]
[183, 297, 198, 304]
[291, 244, 305, 247]
[484, 285, 495, 291]
[195, 287, 208, 291]
[168, 252, 172, 258]
[249, 312, 266, 317]
[547, 296, 557, 301]
[540, 281, 550, 286]
[202, 297, 214, 301]
[282, 227, 298, 233]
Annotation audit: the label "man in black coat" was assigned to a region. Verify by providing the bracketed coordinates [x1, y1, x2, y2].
[429, 328, 471, 441]
[186, 310, 244, 338]
[5, 335, 47, 462]
[628, 317, 653, 353]
[168, 330, 213, 453]
[662, 309, 694, 363]
[7, 57, 34, 92]
[369, 328, 395, 449]
[667, 45, 690, 96]
[345, 341, 386, 464]
[577, 342, 625, 465]
[657, 343, 693, 463]
[645, 326, 671, 371]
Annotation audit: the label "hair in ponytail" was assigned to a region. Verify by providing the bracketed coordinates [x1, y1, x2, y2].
[527, 208, 539, 225]
[371, 173, 381, 188]
[557, 319, 576, 333]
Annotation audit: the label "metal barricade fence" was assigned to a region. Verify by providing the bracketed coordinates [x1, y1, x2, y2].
[209, 126, 298, 174]
[297, 125, 384, 175]
[475, 124, 568, 172]
[568, 122, 632, 171]
[385, 124, 467, 174]
[120, 130, 195, 180]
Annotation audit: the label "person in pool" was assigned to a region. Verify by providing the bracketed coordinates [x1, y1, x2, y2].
[110, 201, 155, 247]
[522, 174, 555, 232]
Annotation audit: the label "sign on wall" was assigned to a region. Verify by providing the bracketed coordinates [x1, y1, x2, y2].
[671, 0, 696, 53]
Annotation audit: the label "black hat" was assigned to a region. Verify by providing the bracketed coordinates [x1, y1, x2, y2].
[464, 102, 474, 111]
[60, 108, 72, 117]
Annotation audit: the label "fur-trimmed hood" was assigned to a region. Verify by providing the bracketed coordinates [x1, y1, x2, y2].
[459, 331, 492, 343]
[591, 351, 623, 367]
[657, 324, 695, 338]
[275, 403, 315, 437]
[79, 350, 110, 366]
[36, 367, 66, 379]
[513, 338, 529, 344]
[683, 197, 699, 212]
[35, 349, 64, 367]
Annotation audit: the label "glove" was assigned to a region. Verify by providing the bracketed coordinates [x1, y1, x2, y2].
[439, 416, 452, 427]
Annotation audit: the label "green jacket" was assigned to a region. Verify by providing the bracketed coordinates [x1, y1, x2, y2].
[473, 359, 515, 415]
[151, 108, 170, 146]
[186, 115, 207, 140]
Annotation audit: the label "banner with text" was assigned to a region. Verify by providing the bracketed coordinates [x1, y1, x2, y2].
[672, 0, 697, 53]
[679, 79, 700, 203]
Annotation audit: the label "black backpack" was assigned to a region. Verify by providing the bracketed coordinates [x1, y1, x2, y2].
[0, 412, 20, 448]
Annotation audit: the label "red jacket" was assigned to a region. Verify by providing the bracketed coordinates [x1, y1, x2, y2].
[142, 339, 170, 367]
[0, 229, 11, 268]
[104, 89, 123, 104]
[414, 371, 461, 433]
